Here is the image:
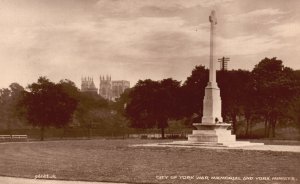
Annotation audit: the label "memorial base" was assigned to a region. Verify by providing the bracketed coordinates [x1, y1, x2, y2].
[188, 123, 235, 143]
[159, 123, 264, 148]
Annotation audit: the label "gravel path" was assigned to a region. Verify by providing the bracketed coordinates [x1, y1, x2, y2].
[133, 142, 300, 152]
[234, 144, 300, 152]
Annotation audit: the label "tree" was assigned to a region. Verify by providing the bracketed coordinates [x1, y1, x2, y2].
[112, 88, 131, 115]
[57, 79, 81, 137]
[156, 79, 182, 137]
[217, 70, 253, 134]
[288, 98, 300, 129]
[125, 78, 181, 138]
[287, 70, 300, 131]
[0, 83, 25, 132]
[243, 78, 260, 138]
[75, 92, 108, 138]
[180, 66, 208, 124]
[0, 88, 12, 130]
[59, 79, 81, 100]
[252, 57, 299, 138]
[21, 77, 78, 140]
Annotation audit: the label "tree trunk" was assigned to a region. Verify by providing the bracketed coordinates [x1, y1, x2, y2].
[87, 127, 91, 139]
[245, 119, 249, 137]
[7, 119, 12, 136]
[264, 116, 269, 138]
[40, 126, 45, 141]
[271, 119, 277, 138]
[249, 121, 252, 138]
[161, 127, 165, 139]
[89, 121, 93, 139]
[60, 126, 66, 139]
[268, 118, 273, 138]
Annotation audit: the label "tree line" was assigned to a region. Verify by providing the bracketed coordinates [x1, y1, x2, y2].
[0, 77, 117, 140]
[0, 57, 299, 140]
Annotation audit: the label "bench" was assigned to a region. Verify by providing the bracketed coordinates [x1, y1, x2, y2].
[0, 135, 28, 142]
[0, 135, 11, 141]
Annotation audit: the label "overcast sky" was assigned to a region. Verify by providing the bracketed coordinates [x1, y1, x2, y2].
[0, 0, 299, 89]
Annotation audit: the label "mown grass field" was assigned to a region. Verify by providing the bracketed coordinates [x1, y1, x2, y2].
[0, 139, 299, 184]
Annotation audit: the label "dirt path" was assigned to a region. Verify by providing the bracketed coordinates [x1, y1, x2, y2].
[133, 143, 300, 152]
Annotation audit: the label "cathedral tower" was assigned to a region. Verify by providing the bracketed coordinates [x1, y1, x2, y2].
[81, 77, 98, 95]
[99, 75, 112, 100]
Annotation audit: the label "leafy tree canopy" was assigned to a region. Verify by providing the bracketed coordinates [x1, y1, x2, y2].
[21, 77, 79, 140]
[125, 78, 181, 138]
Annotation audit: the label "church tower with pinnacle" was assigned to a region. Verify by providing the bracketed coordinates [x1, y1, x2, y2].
[81, 77, 98, 95]
[99, 75, 112, 100]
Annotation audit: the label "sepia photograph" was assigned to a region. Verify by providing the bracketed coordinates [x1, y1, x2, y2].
[0, 0, 299, 183]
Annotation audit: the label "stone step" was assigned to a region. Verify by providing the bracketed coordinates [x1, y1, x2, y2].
[158, 141, 264, 148]
[159, 142, 227, 147]
[221, 141, 264, 147]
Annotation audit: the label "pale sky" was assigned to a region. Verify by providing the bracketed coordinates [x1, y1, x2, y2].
[0, 0, 299, 89]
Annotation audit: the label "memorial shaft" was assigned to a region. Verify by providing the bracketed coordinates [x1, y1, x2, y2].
[201, 10, 223, 124]
[209, 10, 217, 84]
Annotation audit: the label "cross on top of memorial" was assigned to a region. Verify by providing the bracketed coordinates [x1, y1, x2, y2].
[209, 10, 217, 25]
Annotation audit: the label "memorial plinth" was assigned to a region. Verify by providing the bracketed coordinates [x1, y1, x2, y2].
[188, 123, 233, 143]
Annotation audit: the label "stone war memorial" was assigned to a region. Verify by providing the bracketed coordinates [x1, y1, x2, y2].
[143, 10, 264, 148]
[185, 10, 263, 147]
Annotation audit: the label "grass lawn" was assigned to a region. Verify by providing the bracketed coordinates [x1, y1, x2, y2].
[0, 139, 299, 184]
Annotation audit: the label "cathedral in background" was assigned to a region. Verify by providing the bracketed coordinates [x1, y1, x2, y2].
[81, 75, 130, 101]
